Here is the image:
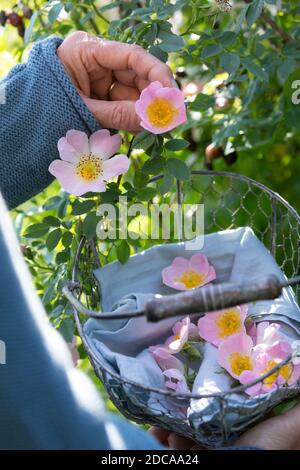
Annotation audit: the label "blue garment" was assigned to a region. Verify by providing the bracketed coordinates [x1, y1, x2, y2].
[0, 36, 99, 209]
[0, 36, 161, 450]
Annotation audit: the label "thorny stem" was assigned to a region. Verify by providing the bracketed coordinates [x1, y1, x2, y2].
[117, 135, 135, 188]
[88, 0, 110, 25]
[31, 260, 54, 272]
[261, 11, 294, 43]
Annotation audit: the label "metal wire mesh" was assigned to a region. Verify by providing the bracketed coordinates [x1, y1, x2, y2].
[68, 170, 300, 447]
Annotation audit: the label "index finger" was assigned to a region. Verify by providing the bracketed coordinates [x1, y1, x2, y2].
[89, 37, 174, 88]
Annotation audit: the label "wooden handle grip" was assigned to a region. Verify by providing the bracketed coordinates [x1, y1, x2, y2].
[145, 275, 282, 322]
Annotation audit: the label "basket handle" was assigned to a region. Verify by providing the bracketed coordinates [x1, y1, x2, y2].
[63, 275, 283, 322]
[144, 275, 282, 322]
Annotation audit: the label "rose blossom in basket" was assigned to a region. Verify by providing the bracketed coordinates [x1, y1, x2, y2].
[198, 305, 248, 347]
[239, 345, 300, 397]
[238, 322, 300, 396]
[150, 346, 185, 372]
[163, 369, 190, 394]
[49, 129, 129, 196]
[217, 332, 254, 380]
[165, 316, 199, 354]
[161, 254, 216, 291]
[135, 81, 187, 134]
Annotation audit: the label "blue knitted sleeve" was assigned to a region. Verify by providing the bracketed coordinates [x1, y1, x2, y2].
[0, 36, 100, 209]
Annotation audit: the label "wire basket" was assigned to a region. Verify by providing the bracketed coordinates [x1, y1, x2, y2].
[64, 170, 300, 448]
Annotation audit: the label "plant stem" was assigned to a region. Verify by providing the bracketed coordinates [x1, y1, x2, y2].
[117, 135, 134, 188]
[88, 0, 110, 24]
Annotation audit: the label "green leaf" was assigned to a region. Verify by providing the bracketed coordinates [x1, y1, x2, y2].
[100, 188, 121, 203]
[71, 199, 96, 215]
[159, 173, 174, 194]
[82, 212, 100, 240]
[24, 223, 49, 238]
[201, 44, 223, 59]
[235, 5, 248, 33]
[165, 139, 190, 151]
[117, 240, 130, 264]
[272, 398, 299, 417]
[136, 187, 157, 201]
[159, 33, 185, 52]
[149, 45, 168, 62]
[166, 158, 190, 181]
[56, 250, 70, 264]
[133, 172, 150, 189]
[42, 283, 56, 305]
[48, 2, 63, 24]
[142, 156, 165, 175]
[220, 31, 237, 47]
[220, 52, 241, 74]
[46, 228, 62, 252]
[241, 57, 268, 82]
[189, 93, 215, 111]
[58, 317, 74, 343]
[145, 22, 158, 44]
[62, 231, 73, 248]
[133, 131, 156, 150]
[57, 198, 69, 219]
[246, 0, 264, 28]
[43, 216, 61, 227]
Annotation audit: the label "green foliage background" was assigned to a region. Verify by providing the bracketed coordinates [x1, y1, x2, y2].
[1, 0, 300, 413]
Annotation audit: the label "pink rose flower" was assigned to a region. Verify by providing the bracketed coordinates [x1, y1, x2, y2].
[163, 369, 190, 393]
[150, 346, 185, 372]
[165, 316, 191, 353]
[161, 254, 216, 291]
[163, 316, 199, 354]
[135, 81, 187, 134]
[198, 305, 247, 347]
[240, 346, 300, 397]
[49, 129, 129, 196]
[217, 333, 254, 380]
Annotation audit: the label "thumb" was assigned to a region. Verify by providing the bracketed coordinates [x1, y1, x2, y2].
[83, 97, 142, 132]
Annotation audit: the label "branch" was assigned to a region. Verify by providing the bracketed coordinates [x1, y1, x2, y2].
[261, 11, 294, 43]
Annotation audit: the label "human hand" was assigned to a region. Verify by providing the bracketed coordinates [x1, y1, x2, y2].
[150, 401, 300, 450]
[57, 31, 175, 132]
[235, 400, 300, 450]
[149, 426, 204, 450]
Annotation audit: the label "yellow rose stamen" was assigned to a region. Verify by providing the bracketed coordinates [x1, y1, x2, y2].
[146, 98, 178, 128]
[178, 270, 205, 289]
[262, 360, 293, 387]
[216, 309, 242, 339]
[76, 153, 103, 182]
[229, 352, 253, 376]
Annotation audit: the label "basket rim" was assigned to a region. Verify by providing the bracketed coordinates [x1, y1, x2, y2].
[70, 170, 300, 400]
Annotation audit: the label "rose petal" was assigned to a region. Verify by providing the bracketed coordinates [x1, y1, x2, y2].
[90, 130, 122, 159]
[57, 137, 80, 164]
[102, 154, 129, 180]
[66, 130, 89, 155]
